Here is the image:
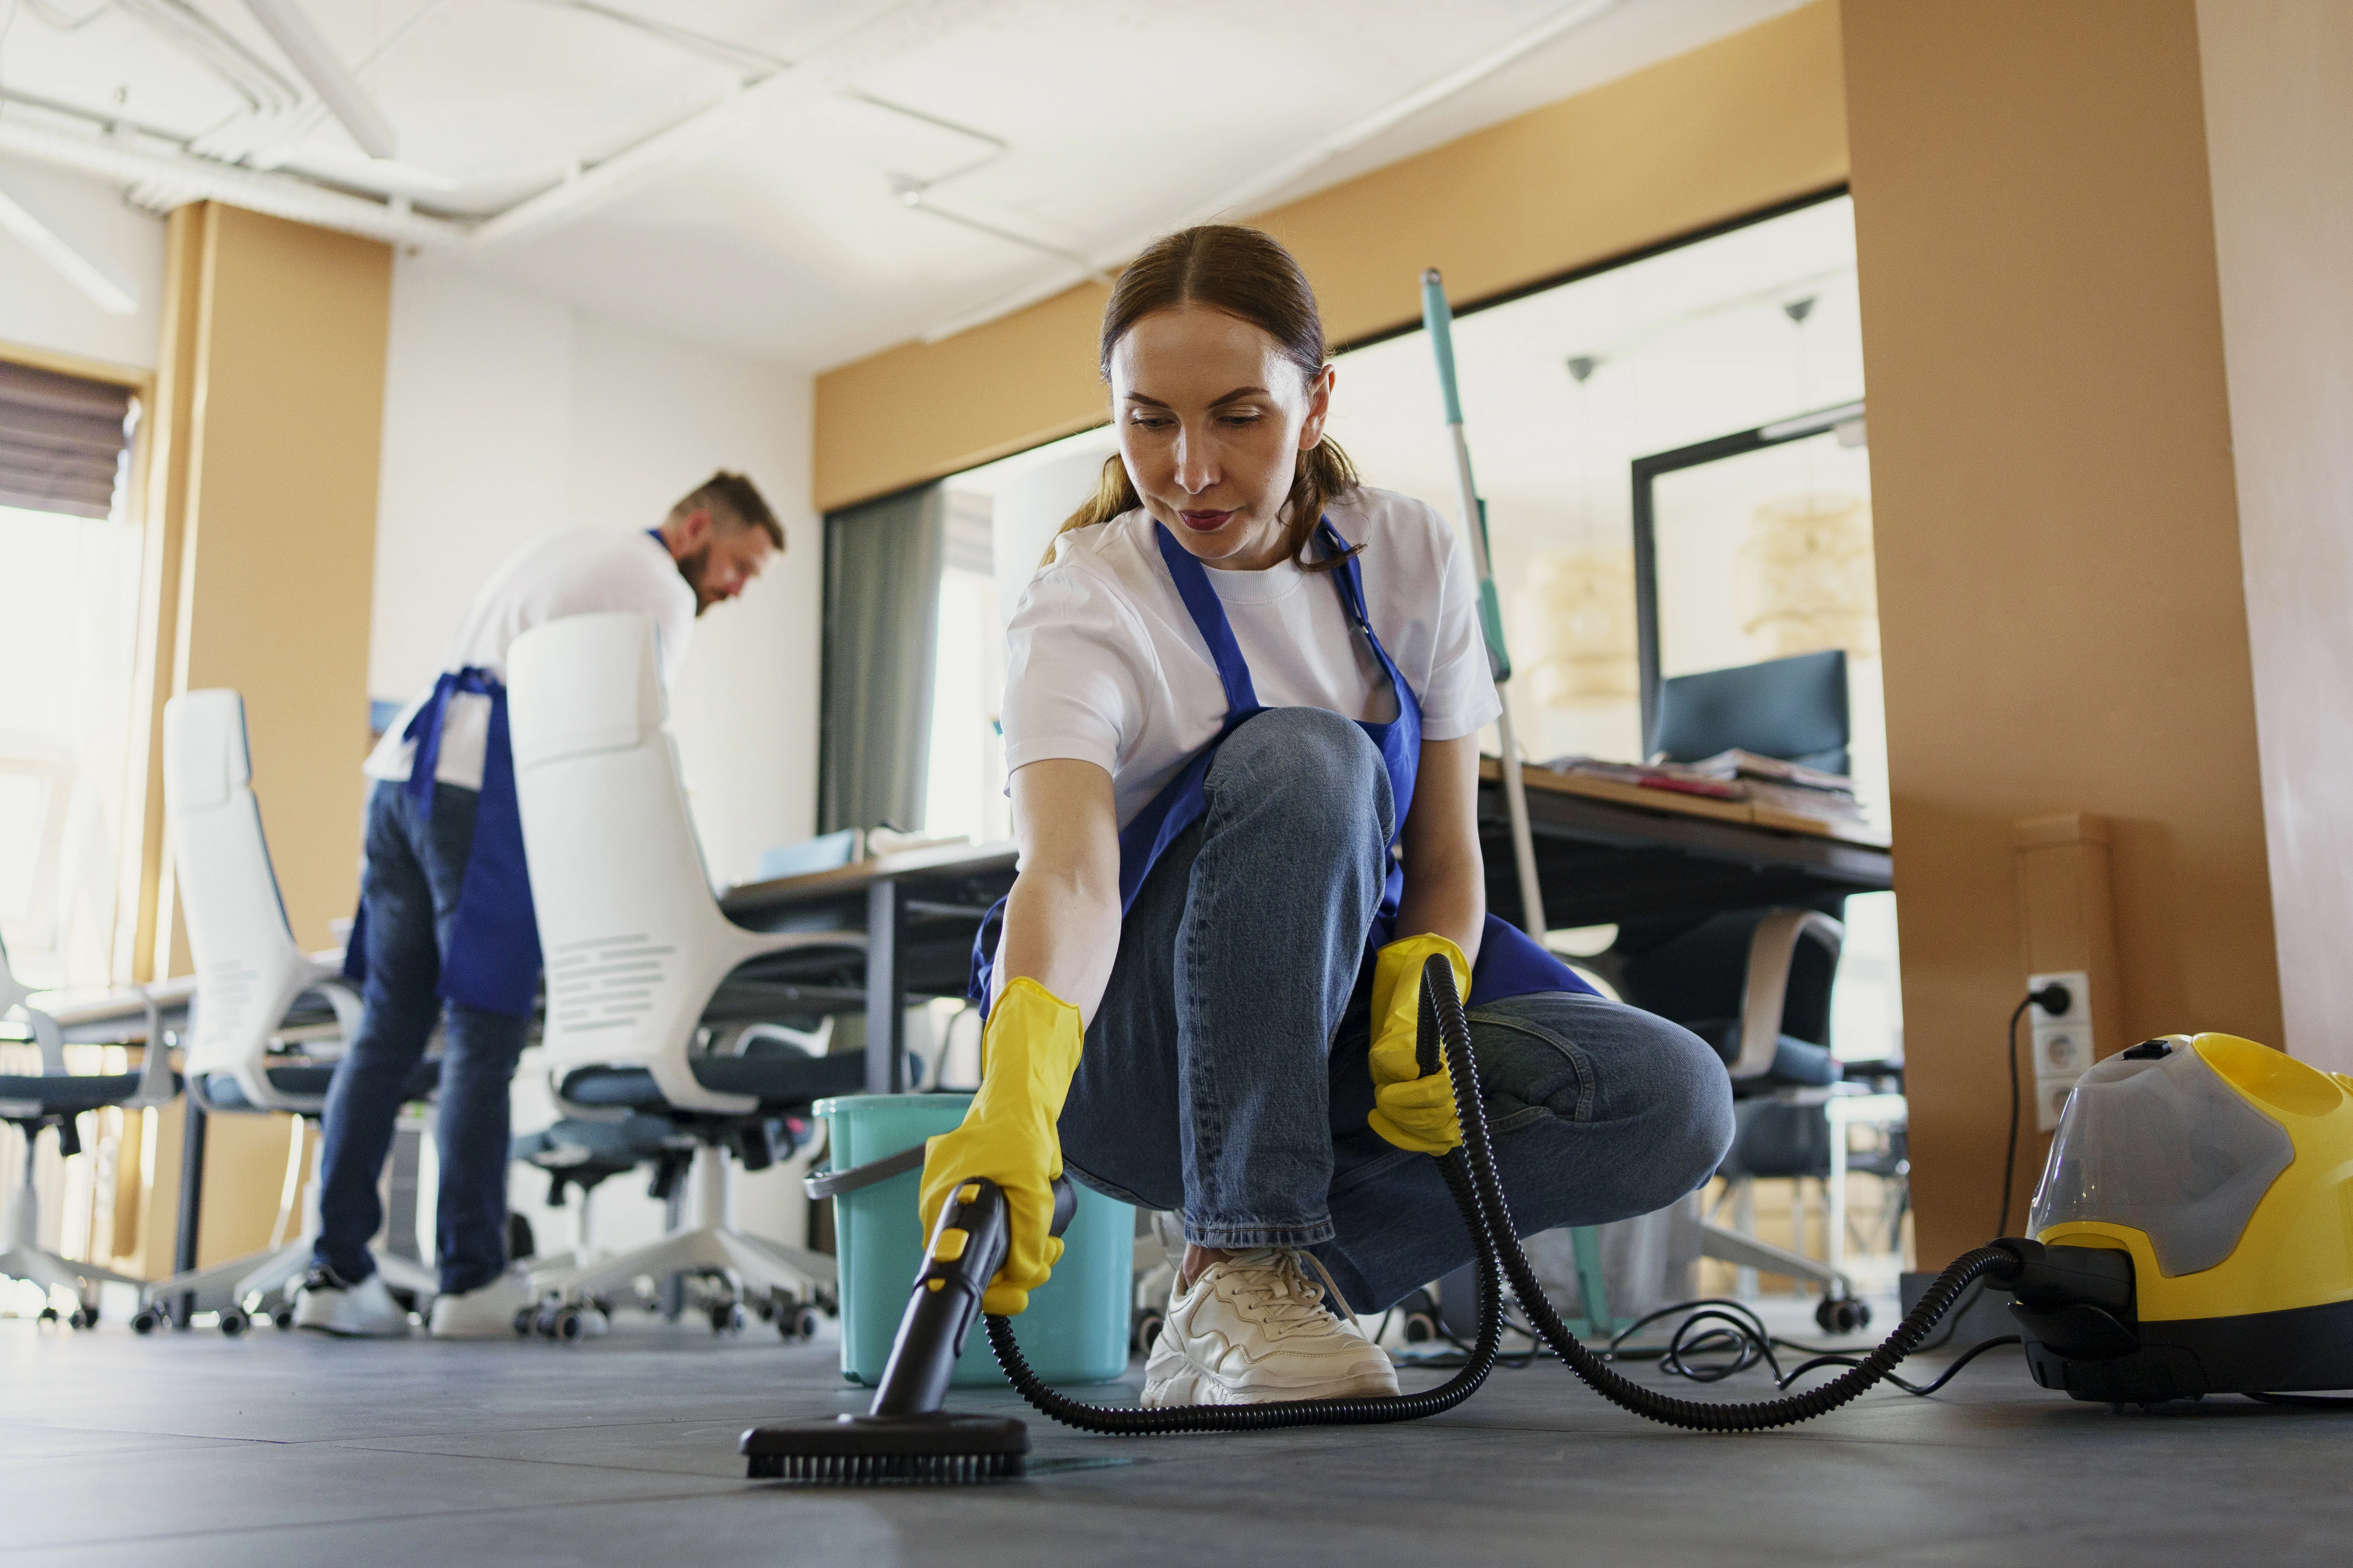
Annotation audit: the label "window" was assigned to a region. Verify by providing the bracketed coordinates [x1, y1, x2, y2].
[0, 361, 144, 990]
[920, 492, 1010, 847]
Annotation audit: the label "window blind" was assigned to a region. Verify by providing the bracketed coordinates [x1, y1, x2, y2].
[0, 359, 134, 520]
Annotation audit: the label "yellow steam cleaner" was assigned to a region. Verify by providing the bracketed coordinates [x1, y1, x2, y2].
[742, 961, 2353, 1482]
[2013, 1030, 2353, 1404]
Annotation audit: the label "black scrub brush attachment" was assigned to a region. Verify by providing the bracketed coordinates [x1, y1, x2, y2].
[740, 1172, 1074, 1484]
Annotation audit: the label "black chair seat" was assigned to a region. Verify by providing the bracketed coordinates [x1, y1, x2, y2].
[512, 1113, 683, 1170]
[560, 1050, 867, 1111]
[0, 1072, 172, 1116]
[1723, 1099, 1837, 1181]
[200, 1058, 440, 1112]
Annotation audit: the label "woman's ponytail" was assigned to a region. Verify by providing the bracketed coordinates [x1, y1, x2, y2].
[1043, 455, 1145, 566]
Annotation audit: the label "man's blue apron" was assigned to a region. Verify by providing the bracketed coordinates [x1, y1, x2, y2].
[970, 517, 1592, 1014]
[343, 666, 542, 1018]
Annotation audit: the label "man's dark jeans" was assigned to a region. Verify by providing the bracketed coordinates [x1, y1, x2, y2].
[312, 780, 529, 1296]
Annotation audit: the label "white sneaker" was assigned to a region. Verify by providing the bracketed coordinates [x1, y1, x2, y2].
[292, 1267, 414, 1338]
[1141, 1248, 1399, 1406]
[428, 1269, 537, 1339]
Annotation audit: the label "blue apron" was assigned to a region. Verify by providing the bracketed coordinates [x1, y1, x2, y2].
[344, 666, 542, 1019]
[970, 517, 1591, 1015]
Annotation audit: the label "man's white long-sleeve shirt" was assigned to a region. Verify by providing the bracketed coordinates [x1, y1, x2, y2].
[362, 528, 694, 791]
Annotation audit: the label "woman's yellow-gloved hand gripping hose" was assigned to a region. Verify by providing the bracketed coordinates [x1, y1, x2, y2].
[918, 977, 1083, 1315]
[1367, 933, 1471, 1155]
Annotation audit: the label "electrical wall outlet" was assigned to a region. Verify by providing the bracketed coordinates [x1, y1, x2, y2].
[2032, 1024, 2093, 1079]
[2027, 971, 2091, 1025]
[2026, 970, 2093, 1131]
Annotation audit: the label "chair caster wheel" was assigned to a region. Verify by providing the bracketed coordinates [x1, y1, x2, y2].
[133, 1308, 162, 1335]
[555, 1306, 607, 1343]
[1132, 1309, 1165, 1356]
[1815, 1296, 1871, 1334]
[514, 1306, 537, 1338]
[272, 1307, 296, 1332]
[37, 1305, 59, 1325]
[1401, 1312, 1439, 1344]
[219, 1310, 250, 1337]
[68, 1306, 96, 1330]
[779, 1306, 820, 1342]
[708, 1302, 745, 1335]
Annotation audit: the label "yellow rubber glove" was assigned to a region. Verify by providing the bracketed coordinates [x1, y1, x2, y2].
[918, 976, 1082, 1315]
[1366, 933, 1472, 1155]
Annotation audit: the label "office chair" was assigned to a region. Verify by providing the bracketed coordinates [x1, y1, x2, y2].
[507, 612, 867, 1334]
[0, 935, 179, 1325]
[137, 690, 439, 1334]
[1614, 650, 1877, 1324]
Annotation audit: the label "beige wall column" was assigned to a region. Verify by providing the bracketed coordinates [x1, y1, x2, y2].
[151, 201, 390, 965]
[1840, 1, 2281, 1266]
[135, 201, 391, 1271]
[2195, 0, 2353, 1072]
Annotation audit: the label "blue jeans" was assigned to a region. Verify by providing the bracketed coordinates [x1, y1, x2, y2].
[1058, 708, 1735, 1312]
[313, 780, 530, 1295]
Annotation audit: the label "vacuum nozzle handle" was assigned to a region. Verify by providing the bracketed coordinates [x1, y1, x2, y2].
[1417, 952, 1460, 1080]
[867, 1172, 1079, 1419]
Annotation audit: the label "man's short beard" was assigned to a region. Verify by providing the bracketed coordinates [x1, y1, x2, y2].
[675, 544, 718, 615]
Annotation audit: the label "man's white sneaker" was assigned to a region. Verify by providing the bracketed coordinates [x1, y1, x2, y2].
[1141, 1248, 1399, 1406]
[291, 1267, 414, 1338]
[428, 1269, 537, 1339]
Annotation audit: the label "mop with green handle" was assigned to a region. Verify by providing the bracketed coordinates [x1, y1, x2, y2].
[1421, 269, 1546, 938]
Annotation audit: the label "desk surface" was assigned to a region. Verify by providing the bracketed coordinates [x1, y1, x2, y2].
[1478, 759, 1893, 928]
[721, 840, 1017, 920]
[1494, 759, 1890, 849]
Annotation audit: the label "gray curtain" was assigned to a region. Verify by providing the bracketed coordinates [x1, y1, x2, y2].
[819, 483, 947, 835]
[0, 360, 132, 518]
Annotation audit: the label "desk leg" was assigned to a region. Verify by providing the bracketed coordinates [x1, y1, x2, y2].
[175, 1099, 207, 1318]
[866, 879, 906, 1095]
[1826, 1110, 1849, 1283]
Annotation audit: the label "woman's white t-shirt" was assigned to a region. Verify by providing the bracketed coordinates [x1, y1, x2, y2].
[1001, 487, 1501, 830]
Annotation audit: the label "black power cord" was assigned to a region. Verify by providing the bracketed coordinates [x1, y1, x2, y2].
[988, 957, 2024, 1435]
[1999, 982, 2078, 1240]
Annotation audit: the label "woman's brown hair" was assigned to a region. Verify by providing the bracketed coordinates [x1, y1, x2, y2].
[1047, 224, 1360, 571]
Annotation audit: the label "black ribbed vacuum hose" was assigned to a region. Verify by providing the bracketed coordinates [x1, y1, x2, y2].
[986, 1155, 1506, 1431]
[987, 956, 2016, 1434]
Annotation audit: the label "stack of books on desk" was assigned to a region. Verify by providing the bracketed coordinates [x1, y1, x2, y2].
[1537, 750, 1868, 832]
[1683, 749, 1868, 829]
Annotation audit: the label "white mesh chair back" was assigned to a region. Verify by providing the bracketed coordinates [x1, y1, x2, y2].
[164, 690, 349, 1111]
[510, 612, 832, 1114]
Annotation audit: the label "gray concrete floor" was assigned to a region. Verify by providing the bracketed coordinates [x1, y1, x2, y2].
[5, 1302, 2349, 1567]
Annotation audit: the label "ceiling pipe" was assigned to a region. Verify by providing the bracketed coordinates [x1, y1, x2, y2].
[918, 0, 1623, 344]
[0, 178, 138, 314]
[468, 0, 995, 248]
[0, 114, 465, 247]
[242, 0, 400, 159]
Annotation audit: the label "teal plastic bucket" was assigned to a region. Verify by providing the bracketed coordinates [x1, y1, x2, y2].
[815, 1093, 1132, 1387]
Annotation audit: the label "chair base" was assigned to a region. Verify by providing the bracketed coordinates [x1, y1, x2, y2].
[1683, 1211, 1850, 1297]
[532, 1225, 837, 1309]
[142, 1239, 440, 1317]
[0, 1243, 142, 1305]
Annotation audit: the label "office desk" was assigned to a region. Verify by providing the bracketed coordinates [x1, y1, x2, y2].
[718, 766, 1896, 1097]
[721, 841, 1018, 1097]
[1477, 760, 1894, 928]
